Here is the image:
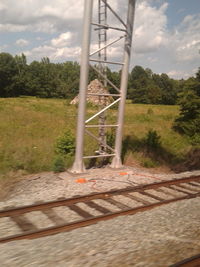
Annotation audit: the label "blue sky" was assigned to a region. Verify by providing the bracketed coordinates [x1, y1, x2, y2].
[0, 0, 199, 79]
[166, 0, 200, 28]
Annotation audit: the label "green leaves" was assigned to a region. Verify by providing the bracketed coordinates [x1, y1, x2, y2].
[173, 72, 200, 144]
[128, 66, 176, 105]
[55, 130, 75, 156]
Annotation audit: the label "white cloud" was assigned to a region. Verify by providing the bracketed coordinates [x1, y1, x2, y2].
[133, 1, 168, 53]
[0, 2, 6, 11]
[51, 32, 72, 47]
[171, 14, 200, 62]
[167, 70, 190, 79]
[0, 0, 84, 33]
[0, 44, 8, 52]
[16, 39, 29, 47]
[1, 0, 199, 79]
[147, 57, 158, 63]
[24, 44, 81, 62]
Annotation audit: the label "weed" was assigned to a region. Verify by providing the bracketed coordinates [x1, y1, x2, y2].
[144, 130, 161, 152]
[142, 158, 158, 168]
[55, 130, 75, 156]
[147, 108, 154, 115]
[52, 156, 66, 173]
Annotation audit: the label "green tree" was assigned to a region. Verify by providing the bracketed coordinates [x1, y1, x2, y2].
[60, 61, 80, 97]
[153, 73, 177, 105]
[173, 91, 200, 137]
[0, 53, 18, 97]
[129, 66, 162, 104]
[173, 68, 200, 142]
[13, 53, 28, 96]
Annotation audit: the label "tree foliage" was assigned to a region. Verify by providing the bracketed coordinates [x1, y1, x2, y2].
[128, 66, 177, 105]
[0, 52, 198, 108]
[173, 69, 200, 143]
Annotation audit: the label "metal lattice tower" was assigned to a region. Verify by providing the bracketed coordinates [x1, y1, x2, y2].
[71, 0, 136, 173]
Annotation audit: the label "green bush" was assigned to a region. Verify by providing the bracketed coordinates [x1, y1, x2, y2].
[173, 91, 200, 138]
[190, 133, 200, 145]
[147, 108, 154, 115]
[106, 129, 115, 148]
[142, 158, 158, 168]
[53, 156, 65, 172]
[53, 130, 75, 172]
[144, 130, 161, 152]
[55, 130, 75, 156]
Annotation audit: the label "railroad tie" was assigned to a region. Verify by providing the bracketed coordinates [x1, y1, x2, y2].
[123, 193, 151, 206]
[177, 183, 200, 193]
[84, 200, 111, 214]
[34, 201, 66, 225]
[188, 182, 200, 187]
[10, 215, 38, 232]
[68, 204, 93, 219]
[5, 205, 38, 232]
[139, 191, 164, 202]
[105, 198, 130, 210]
[42, 209, 66, 225]
[168, 185, 193, 195]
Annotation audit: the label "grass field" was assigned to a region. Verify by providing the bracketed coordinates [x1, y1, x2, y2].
[0, 97, 192, 178]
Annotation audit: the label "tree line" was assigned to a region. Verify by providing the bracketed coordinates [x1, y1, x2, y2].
[0, 52, 199, 106]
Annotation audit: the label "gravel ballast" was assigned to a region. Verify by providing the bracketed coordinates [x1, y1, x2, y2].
[0, 167, 200, 266]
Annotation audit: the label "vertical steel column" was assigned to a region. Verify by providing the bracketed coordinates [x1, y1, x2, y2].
[71, 0, 94, 173]
[111, 0, 136, 168]
[98, 0, 107, 154]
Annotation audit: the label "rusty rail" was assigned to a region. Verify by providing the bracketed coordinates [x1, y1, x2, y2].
[0, 175, 200, 243]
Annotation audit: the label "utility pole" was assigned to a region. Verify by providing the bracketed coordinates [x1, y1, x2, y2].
[71, 0, 136, 173]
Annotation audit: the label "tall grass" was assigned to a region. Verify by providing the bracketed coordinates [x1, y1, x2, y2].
[0, 97, 192, 177]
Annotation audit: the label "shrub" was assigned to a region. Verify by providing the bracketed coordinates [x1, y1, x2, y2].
[53, 156, 65, 173]
[173, 91, 200, 138]
[142, 158, 158, 168]
[53, 130, 75, 172]
[190, 134, 200, 145]
[144, 130, 161, 152]
[147, 108, 154, 115]
[106, 129, 115, 148]
[55, 130, 75, 156]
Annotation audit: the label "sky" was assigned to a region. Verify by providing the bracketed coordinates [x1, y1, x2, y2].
[0, 0, 199, 79]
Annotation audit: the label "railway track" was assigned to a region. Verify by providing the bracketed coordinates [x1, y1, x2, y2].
[0, 175, 200, 243]
[171, 253, 200, 266]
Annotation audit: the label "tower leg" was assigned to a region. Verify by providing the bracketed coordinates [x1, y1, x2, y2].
[111, 0, 136, 168]
[71, 0, 94, 173]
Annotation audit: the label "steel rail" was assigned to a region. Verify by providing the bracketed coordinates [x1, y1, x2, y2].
[170, 253, 200, 267]
[0, 192, 199, 243]
[0, 175, 199, 218]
